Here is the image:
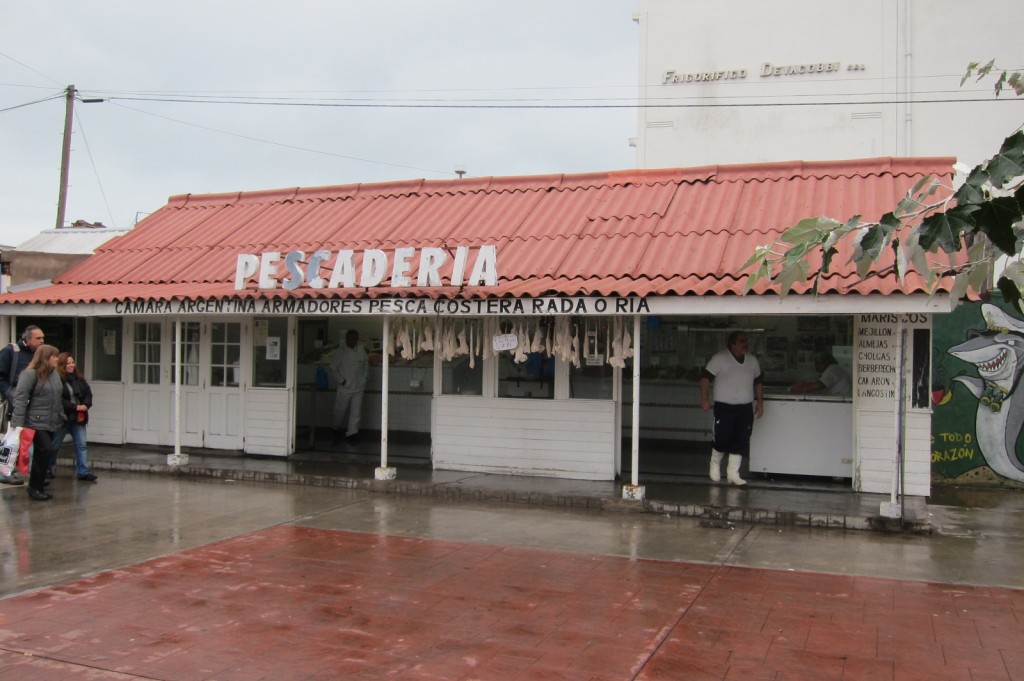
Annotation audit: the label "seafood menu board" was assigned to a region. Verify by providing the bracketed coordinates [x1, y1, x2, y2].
[854, 314, 901, 408]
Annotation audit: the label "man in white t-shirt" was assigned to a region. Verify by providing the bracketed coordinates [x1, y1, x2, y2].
[699, 331, 764, 485]
[791, 352, 851, 397]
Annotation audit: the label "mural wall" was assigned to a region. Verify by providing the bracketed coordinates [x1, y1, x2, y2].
[932, 297, 1024, 487]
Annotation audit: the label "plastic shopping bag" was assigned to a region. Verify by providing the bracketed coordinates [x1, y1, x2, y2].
[17, 427, 35, 476]
[0, 426, 18, 478]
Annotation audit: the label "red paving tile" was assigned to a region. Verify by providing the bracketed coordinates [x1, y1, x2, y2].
[0, 525, 1021, 680]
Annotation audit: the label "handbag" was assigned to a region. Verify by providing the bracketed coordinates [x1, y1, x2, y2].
[0, 426, 18, 478]
[17, 427, 35, 476]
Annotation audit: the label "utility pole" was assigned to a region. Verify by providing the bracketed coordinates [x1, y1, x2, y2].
[55, 84, 76, 229]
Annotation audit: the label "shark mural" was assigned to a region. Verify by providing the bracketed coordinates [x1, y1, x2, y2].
[946, 304, 1024, 481]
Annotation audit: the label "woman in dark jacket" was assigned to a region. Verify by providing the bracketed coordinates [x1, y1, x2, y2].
[11, 344, 65, 500]
[49, 352, 97, 482]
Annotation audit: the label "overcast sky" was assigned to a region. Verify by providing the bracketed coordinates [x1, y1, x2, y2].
[0, 1, 639, 247]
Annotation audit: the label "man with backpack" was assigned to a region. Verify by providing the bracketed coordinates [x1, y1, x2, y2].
[0, 325, 45, 485]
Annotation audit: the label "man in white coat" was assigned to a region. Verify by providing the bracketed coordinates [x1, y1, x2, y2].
[331, 329, 369, 443]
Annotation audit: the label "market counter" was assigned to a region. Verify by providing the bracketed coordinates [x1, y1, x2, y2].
[750, 394, 853, 478]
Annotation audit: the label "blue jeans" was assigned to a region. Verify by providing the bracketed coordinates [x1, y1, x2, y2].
[50, 422, 90, 477]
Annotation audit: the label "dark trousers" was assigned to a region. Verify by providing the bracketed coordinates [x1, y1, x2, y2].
[29, 429, 55, 492]
[712, 402, 755, 457]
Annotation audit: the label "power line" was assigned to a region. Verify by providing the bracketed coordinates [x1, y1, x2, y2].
[107, 102, 449, 176]
[0, 50, 62, 85]
[0, 92, 64, 114]
[98, 94, 1024, 110]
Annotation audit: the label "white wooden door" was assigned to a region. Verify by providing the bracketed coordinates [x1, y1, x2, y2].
[125, 320, 169, 445]
[172, 321, 204, 448]
[203, 320, 245, 449]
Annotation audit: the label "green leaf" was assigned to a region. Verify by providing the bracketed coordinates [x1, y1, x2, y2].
[985, 130, 1024, 186]
[903, 229, 931, 277]
[740, 244, 771, 271]
[966, 239, 992, 294]
[996, 275, 1023, 314]
[977, 59, 996, 80]
[781, 217, 842, 245]
[974, 196, 1023, 255]
[743, 260, 773, 294]
[994, 70, 1008, 96]
[950, 271, 971, 302]
[775, 259, 809, 295]
[894, 239, 908, 281]
[820, 246, 839, 274]
[1009, 71, 1024, 97]
[961, 62, 979, 87]
[918, 205, 978, 252]
[953, 166, 990, 205]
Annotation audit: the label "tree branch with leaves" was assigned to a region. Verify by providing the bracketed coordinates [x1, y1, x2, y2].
[743, 62, 1024, 312]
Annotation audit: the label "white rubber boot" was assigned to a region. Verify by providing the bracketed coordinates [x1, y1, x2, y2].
[709, 449, 724, 482]
[726, 454, 747, 486]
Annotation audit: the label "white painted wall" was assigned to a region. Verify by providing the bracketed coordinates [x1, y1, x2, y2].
[852, 314, 932, 496]
[244, 388, 291, 456]
[636, 0, 1022, 169]
[433, 396, 617, 480]
[88, 381, 125, 445]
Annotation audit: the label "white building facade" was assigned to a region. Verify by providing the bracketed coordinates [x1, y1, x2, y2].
[635, 0, 1023, 169]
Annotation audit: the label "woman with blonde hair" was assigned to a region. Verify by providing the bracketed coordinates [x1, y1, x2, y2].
[11, 344, 66, 501]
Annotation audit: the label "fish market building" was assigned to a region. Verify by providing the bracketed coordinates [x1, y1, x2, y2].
[0, 159, 957, 501]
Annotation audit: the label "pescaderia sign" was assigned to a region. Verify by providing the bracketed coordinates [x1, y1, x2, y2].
[234, 245, 498, 291]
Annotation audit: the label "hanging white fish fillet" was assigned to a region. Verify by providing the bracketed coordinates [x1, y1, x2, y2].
[420, 321, 434, 352]
[530, 321, 544, 353]
[570, 323, 580, 368]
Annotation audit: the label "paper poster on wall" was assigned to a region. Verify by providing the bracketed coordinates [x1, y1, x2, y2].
[254, 319, 269, 346]
[103, 330, 117, 355]
[266, 337, 280, 360]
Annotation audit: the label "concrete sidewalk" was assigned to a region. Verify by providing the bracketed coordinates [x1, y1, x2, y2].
[58, 441, 1010, 535]
[2, 470, 1024, 680]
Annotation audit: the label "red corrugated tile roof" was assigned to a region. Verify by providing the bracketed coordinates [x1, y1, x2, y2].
[0, 158, 958, 306]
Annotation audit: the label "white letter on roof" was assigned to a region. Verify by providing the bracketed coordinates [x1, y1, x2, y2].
[450, 246, 469, 286]
[282, 251, 306, 291]
[306, 250, 331, 288]
[258, 252, 281, 289]
[466, 245, 498, 286]
[361, 249, 388, 287]
[390, 247, 416, 287]
[328, 250, 356, 288]
[234, 254, 259, 290]
[417, 247, 447, 287]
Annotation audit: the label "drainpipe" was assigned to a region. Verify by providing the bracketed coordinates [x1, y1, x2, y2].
[375, 316, 396, 480]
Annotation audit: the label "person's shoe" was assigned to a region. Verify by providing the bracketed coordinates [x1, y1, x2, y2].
[0, 474, 24, 486]
[46, 470, 55, 479]
[345, 432, 362, 443]
[709, 449, 724, 482]
[77, 473, 98, 482]
[27, 488, 52, 501]
[726, 454, 748, 486]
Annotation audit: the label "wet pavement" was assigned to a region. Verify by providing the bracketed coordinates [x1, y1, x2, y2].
[0, 446, 1022, 679]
